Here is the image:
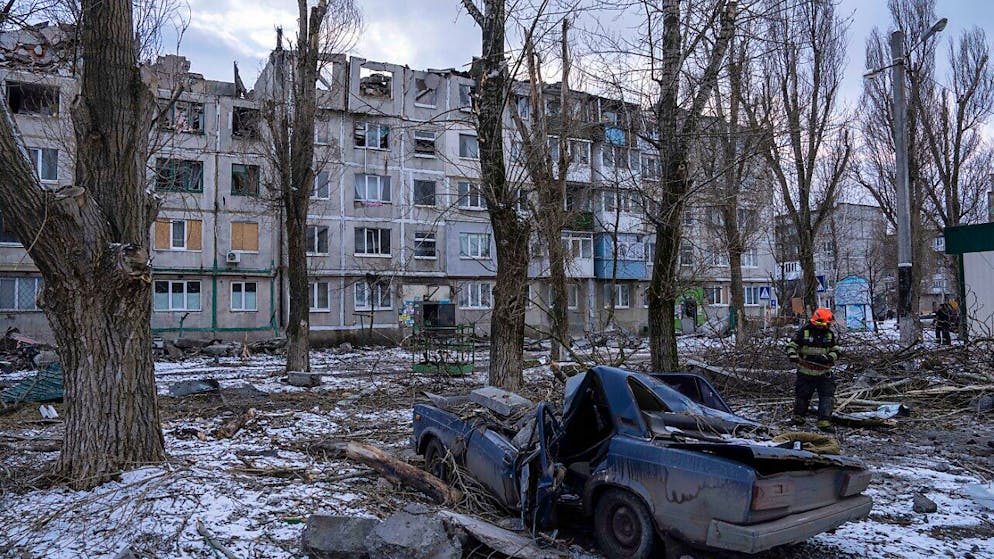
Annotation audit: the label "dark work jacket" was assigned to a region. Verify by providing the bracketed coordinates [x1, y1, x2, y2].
[786, 325, 840, 376]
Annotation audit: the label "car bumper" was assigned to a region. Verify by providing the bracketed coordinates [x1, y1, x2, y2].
[705, 495, 872, 554]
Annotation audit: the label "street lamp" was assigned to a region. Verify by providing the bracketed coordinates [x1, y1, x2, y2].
[864, 18, 947, 345]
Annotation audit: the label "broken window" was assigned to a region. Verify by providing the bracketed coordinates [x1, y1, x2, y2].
[458, 134, 479, 159]
[414, 130, 436, 156]
[354, 122, 389, 149]
[231, 163, 259, 196]
[415, 75, 440, 107]
[27, 147, 58, 181]
[155, 158, 203, 192]
[309, 281, 331, 311]
[354, 227, 391, 256]
[231, 282, 257, 311]
[0, 211, 19, 244]
[315, 117, 330, 145]
[459, 282, 492, 309]
[414, 231, 436, 258]
[458, 83, 475, 109]
[232, 107, 260, 139]
[546, 98, 561, 117]
[0, 277, 41, 311]
[158, 99, 204, 134]
[307, 225, 330, 255]
[317, 64, 335, 90]
[603, 284, 631, 309]
[313, 170, 331, 199]
[354, 174, 391, 203]
[355, 281, 392, 310]
[569, 140, 591, 166]
[6, 82, 59, 117]
[154, 280, 201, 311]
[359, 65, 393, 98]
[413, 179, 436, 206]
[705, 286, 723, 305]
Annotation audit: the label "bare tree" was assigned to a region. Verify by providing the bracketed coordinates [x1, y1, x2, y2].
[699, 28, 766, 340]
[914, 25, 994, 335]
[856, 0, 947, 336]
[0, 0, 164, 488]
[460, 0, 533, 390]
[647, 0, 738, 370]
[259, 0, 360, 373]
[746, 0, 851, 313]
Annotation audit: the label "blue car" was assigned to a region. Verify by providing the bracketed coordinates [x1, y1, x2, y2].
[412, 366, 872, 558]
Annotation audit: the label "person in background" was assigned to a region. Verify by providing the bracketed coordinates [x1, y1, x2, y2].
[786, 308, 841, 432]
[935, 298, 954, 345]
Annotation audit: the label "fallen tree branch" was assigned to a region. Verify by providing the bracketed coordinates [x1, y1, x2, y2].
[342, 441, 459, 505]
[196, 519, 240, 559]
[213, 407, 256, 439]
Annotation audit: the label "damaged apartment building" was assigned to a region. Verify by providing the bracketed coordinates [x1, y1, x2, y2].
[0, 22, 784, 344]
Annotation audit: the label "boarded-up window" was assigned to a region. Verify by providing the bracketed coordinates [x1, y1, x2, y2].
[153, 219, 201, 250]
[231, 222, 259, 252]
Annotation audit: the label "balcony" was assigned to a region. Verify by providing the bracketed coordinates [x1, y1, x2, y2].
[568, 211, 594, 231]
[593, 234, 647, 280]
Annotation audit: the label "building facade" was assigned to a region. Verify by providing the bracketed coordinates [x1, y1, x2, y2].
[1, 26, 787, 344]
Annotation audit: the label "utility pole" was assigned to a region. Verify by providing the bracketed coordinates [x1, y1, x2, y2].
[891, 30, 916, 346]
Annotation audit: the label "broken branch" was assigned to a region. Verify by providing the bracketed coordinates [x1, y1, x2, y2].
[342, 441, 459, 505]
[213, 408, 256, 439]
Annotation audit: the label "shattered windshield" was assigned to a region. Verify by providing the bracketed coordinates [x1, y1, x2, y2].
[636, 374, 707, 415]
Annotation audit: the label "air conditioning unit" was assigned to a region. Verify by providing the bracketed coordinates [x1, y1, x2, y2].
[225, 251, 241, 264]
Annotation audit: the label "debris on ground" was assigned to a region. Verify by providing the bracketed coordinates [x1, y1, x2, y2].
[913, 492, 939, 514]
[0, 362, 63, 405]
[2, 330, 994, 559]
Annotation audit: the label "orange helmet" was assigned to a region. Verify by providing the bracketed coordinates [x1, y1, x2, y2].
[811, 308, 833, 328]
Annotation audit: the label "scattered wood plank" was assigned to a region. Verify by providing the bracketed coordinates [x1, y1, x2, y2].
[213, 407, 256, 439]
[343, 441, 459, 505]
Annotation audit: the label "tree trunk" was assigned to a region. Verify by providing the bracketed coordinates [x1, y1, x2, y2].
[727, 246, 747, 338]
[798, 230, 819, 311]
[285, 213, 310, 372]
[543, 224, 569, 361]
[489, 210, 529, 391]
[465, 0, 529, 390]
[277, 0, 329, 372]
[0, 0, 164, 489]
[649, 214, 681, 371]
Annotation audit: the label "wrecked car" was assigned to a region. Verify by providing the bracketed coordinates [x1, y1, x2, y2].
[412, 366, 872, 558]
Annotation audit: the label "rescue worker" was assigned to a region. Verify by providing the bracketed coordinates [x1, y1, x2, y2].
[786, 308, 841, 432]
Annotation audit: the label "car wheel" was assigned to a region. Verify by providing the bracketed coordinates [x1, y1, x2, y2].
[594, 488, 657, 559]
[423, 437, 451, 482]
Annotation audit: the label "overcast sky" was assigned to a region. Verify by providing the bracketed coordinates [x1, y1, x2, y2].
[173, 0, 994, 108]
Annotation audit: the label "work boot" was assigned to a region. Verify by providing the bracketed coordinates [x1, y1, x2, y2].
[816, 420, 835, 433]
[790, 415, 805, 426]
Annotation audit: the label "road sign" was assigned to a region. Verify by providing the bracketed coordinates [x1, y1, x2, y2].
[816, 275, 827, 293]
[770, 298, 778, 308]
[759, 286, 772, 301]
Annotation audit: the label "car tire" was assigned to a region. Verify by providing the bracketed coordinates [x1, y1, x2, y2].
[423, 437, 451, 482]
[593, 488, 657, 559]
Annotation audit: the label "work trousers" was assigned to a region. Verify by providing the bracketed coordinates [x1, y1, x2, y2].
[793, 372, 835, 421]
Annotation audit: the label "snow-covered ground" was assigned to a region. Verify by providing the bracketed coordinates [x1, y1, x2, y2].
[1, 342, 992, 559]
